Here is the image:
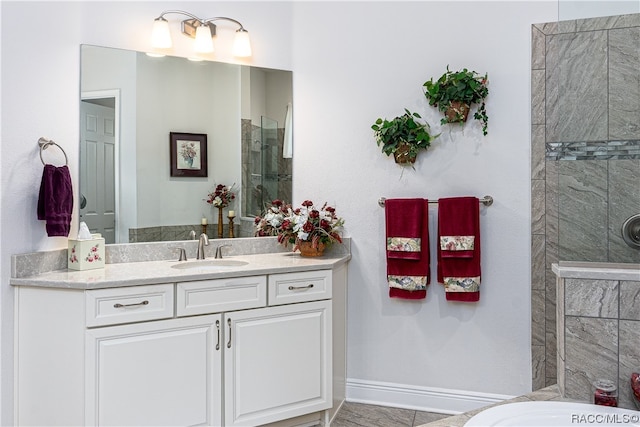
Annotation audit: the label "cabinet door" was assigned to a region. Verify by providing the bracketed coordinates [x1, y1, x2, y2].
[224, 300, 332, 426]
[85, 315, 223, 426]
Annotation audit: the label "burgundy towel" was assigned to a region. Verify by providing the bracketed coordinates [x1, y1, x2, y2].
[437, 197, 481, 302]
[385, 199, 430, 299]
[37, 165, 73, 237]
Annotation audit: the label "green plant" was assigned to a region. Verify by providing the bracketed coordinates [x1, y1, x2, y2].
[423, 66, 489, 135]
[371, 109, 438, 163]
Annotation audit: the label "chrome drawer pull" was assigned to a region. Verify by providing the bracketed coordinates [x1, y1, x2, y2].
[215, 320, 221, 351]
[227, 318, 232, 349]
[288, 284, 314, 291]
[113, 300, 149, 308]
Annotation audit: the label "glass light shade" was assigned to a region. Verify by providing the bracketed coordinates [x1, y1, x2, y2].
[151, 18, 172, 49]
[233, 29, 252, 57]
[194, 24, 214, 53]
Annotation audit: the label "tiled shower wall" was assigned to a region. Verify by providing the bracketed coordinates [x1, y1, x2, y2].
[556, 276, 640, 410]
[531, 14, 640, 390]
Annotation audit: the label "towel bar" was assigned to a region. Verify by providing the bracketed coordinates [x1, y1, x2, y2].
[378, 195, 493, 208]
[38, 137, 68, 166]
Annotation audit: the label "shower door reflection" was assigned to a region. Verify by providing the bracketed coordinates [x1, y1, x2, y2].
[243, 116, 292, 220]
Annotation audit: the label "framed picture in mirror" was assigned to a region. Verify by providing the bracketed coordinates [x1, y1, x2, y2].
[170, 132, 208, 177]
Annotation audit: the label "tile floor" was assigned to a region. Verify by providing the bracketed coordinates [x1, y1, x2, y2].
[331, 385, 564, 427]
[331, 402, 450, 427]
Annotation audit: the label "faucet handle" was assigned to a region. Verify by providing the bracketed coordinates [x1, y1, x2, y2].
[172, 247, 188, 261]
[189, 230, 196, 240]
[214, 244, 232, 259]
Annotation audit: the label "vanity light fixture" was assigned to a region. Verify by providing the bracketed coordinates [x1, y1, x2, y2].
[151, 10, 252, 57]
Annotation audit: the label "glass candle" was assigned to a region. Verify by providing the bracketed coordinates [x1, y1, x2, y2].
[593, 379, 617, 407]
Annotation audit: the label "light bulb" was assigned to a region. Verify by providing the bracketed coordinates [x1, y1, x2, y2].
[233, 29, 252, 57]
[151, 17, 172, 49]
[194, 24, 214, 53]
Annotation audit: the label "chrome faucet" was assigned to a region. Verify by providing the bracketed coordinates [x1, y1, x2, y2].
[189, 230, 196, 240]
[196, 233, 209, 260]
[214, 244, 231, 259]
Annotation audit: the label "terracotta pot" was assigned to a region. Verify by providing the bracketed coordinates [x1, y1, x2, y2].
[393, 142, 417, 164]
[297, 241, 326, 257]
[445, 101, 470, 123]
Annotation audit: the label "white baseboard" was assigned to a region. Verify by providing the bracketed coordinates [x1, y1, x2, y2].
[346, 378, 515, 415]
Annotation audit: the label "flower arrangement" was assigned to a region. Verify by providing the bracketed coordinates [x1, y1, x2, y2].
[254, 199, 345, 252]
[423, 66, 489, 135]
[205, 183, 236, 208]
[179, 142, 197, 162]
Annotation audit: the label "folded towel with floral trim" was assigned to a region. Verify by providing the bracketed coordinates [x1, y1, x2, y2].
[437, 197, 481, 302]
[385, 198, 430, 299]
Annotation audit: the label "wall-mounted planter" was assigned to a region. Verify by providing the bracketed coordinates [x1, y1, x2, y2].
[372, 109, 438, 166]
[393, 142, 417, 165]
[424, 67, 489, 135]
[444, 101, 471, 124]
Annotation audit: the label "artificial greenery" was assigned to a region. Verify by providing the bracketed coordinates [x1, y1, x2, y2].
[423, 66, 489, 135]
[372, 109, 438, 162]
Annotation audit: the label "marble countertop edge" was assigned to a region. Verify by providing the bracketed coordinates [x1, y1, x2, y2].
[10, 252, 351, 290]
[552, 262, 640, 281]
[418, 385, 564, 427]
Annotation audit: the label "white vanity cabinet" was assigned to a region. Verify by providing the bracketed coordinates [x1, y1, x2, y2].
[14, 265, 345, 427]
[85, 315, 223, 426]
[224, 301, 331, 426]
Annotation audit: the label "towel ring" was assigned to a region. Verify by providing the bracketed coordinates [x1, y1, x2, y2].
[38, 137, 68, 166]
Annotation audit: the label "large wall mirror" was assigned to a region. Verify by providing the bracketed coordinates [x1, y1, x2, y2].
[80, 45, 293, 244]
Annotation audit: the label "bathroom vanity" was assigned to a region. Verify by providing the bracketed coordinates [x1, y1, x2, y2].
[12, 246, 349, 427]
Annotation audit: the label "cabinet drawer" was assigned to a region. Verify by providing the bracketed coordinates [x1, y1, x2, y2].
[177, 276, 267, 316]
[268, 270, 332, 306]
[85, 284, 174, 327]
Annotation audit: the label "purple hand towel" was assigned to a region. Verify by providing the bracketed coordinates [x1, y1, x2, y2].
[37, 165, 73, 237]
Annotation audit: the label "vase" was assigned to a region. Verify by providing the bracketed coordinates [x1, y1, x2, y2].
[445, 101, 470, 123]
[393, 141, 417, 165]
[297, 241, 325, 257]
[217, 207, 224, 238]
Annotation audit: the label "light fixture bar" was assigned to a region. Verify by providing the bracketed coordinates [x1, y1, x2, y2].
[152, 10, 252, 57]
[182, 19, 216, 38]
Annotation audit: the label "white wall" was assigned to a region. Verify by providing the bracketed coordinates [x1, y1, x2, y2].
[291, 0, 557, 409]
[135, 56, 241, 227]
[0, 1, 558, 424]
[0, 2, 292, 425]
[559, 0, 639, 19]
[81, 45, 138, 242]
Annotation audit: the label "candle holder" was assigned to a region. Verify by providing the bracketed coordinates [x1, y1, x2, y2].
[228, 216, 235, 238]
[217, 207, 224, 238]
[201, 224, 208, 235]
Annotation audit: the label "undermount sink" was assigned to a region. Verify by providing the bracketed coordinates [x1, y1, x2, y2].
[171, 259, 249, 270]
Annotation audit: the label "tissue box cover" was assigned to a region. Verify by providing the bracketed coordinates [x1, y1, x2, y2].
[68, 237, 105, 270]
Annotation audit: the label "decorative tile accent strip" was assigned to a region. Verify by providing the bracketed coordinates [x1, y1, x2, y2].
[546, 140, 640, 160]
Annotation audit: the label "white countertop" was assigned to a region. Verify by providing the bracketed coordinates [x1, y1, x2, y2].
[10, 252, 351, 290]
